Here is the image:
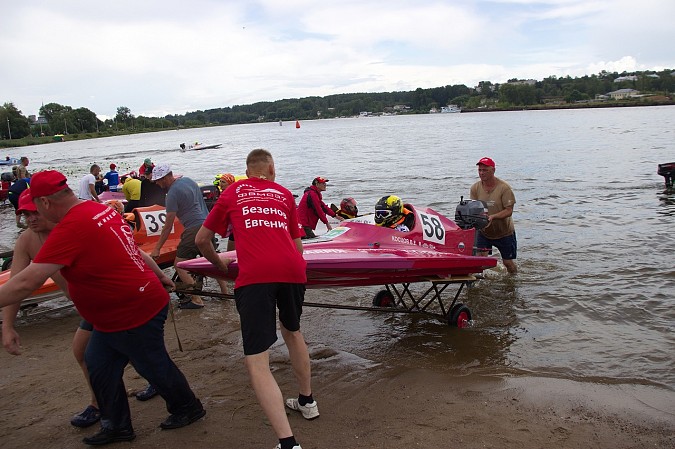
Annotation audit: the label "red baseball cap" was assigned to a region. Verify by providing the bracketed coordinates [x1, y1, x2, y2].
[18, 189, 37, 212]
[29, 170, 69, 199]
[313, 176, 329, 184]
[110, 163, 117, 169]
[476, 157, 495, 168]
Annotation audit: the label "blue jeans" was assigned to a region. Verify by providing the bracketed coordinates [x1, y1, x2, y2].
[85, 305, 200, 430]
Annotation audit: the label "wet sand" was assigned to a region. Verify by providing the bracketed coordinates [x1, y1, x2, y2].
[1, 296, 673, 449]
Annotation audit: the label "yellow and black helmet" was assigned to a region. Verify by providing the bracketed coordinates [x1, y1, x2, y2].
[374, 195, 403, 227]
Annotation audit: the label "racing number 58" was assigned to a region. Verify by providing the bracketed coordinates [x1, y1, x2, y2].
[419, 212, 445, 244]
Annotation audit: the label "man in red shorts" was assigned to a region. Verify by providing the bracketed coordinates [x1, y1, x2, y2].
[0, 170, 205, 446]
[195, 149, 316, 449]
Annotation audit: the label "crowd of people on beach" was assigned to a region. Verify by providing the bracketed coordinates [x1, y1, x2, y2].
[0, 150, 517, 448]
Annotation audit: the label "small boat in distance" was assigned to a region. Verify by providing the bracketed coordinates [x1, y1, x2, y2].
[441, 105, 461, 113]
[0, 157, 20, 166]
[180, 142, 223, 152]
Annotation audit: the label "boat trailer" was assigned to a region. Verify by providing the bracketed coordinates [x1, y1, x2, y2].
[175, 275, 478, 328]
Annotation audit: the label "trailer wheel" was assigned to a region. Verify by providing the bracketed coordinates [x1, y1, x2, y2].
[372, 290, 395, 307]
[448, 303, 472, 328]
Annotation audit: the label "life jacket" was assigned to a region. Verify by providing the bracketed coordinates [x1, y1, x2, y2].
[390, 207, 414, 231]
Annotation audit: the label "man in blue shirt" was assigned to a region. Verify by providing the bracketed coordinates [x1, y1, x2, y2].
[8, 177, 30, 228]
[103, 164, 120, 192]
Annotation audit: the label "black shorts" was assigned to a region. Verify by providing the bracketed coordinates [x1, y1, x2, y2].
[234, 283, 305, 356]
[476, 231, 517, 260]
[79, 319, 94, 331]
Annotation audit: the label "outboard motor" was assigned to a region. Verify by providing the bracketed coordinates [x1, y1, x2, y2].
[657, 162, 675, 189]
[455, 197, 489, 230]
[200, 185, 219, 210]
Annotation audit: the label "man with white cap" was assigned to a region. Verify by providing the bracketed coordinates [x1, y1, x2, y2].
[150, 164, 227, 308]
[470, 157, 518, 274]
[0, 170, 206, 445]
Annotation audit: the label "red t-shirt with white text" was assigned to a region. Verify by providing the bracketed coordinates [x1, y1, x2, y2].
[34, 201, 168, 331]
[203, 177, 306, 288]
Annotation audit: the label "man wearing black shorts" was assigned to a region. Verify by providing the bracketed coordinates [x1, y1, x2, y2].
[196, 149, 315, 449]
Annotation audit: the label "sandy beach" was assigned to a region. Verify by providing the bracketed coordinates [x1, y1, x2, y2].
[1, 294, 673, 449]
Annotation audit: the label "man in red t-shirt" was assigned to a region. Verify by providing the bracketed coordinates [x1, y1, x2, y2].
[195, 149, 316, 449]
[0, 170, 206, 446]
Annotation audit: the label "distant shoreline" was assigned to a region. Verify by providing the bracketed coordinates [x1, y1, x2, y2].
[2, 100, 674, 151]
[461, 99, 675, 113]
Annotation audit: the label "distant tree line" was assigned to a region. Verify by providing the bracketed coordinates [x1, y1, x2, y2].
[1, 69, 673, 140]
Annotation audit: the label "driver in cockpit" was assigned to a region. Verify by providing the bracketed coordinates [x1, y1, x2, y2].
[374, 195, 414, 232]
[335, 197, 359, 219]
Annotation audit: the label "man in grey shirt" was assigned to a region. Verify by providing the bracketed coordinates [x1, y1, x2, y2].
[150, 164, 227, 308]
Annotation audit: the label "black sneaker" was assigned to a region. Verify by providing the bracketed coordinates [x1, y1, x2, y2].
[135, 384, 158, 401]
[70, 405, 101, 428]
[159, 402, 206, 429]
[82, 427, 136, 446]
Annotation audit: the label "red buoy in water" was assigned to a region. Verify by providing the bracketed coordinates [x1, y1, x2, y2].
[295, 120, 300, 129]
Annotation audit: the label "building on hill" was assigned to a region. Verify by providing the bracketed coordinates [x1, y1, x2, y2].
[608, 89, 639, 100]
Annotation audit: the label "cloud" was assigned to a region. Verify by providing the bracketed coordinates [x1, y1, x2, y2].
[1, 0, 673, 118]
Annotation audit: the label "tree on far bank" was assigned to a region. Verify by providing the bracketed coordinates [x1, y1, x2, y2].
[1, 103, 32, 139]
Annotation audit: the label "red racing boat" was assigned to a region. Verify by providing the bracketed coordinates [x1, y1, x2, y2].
[178, 200, 496, 327]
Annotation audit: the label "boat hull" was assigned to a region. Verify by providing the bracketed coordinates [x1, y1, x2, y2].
[178, 204, 497, 287]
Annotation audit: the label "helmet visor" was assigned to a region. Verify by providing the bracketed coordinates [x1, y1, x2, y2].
[375, 210, 393, 220]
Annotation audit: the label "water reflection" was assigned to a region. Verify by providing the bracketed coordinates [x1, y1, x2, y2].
[302, 277, 520, 375]
[657, 189, 675, 216]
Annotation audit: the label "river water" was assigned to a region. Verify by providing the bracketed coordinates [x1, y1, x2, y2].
[2, 106, 674, 390]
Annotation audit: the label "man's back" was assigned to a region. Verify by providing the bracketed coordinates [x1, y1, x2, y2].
[165, 177, 208, 228]
[78, 173, 95, 200]
[33, 201, 168, 331]
[139, 179, 166, 206]
[123, 178, 142, 201]
[204, 177, 306, 288]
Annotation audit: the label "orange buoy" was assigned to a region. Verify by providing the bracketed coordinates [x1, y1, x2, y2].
[295, 120, 300, 129]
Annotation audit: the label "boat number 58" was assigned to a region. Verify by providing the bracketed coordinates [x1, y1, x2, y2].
[419, 212, 445, 244]
[142, 210, 174, 236]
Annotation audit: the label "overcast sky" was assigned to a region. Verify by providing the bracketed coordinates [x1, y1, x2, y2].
[2, 0, 674, 119]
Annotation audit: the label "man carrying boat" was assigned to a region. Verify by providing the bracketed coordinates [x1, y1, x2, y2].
[0, 170, 206, 445]
[195, 149, 316, 449]
[297, 176, 342, 238]
[150, 164, 228, 308]
[2, 190, 103, 428]
[470, 157, 517, 274]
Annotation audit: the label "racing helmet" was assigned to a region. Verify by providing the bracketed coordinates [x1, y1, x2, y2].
[214, 173, 236, 188]
[340, 197, 358, 216]
[374, 195, 403, 227]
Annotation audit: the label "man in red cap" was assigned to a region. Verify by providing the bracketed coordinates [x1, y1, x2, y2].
[0, 170, 206, 445]
[297, 176, 342, 239]
[470, 157, 518, 274]
[103, 163, 120, 192]
[1, 190, 103, 429]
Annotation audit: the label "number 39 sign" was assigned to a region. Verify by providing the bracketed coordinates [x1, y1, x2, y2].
[141, 210, 174, 236]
